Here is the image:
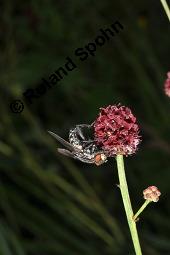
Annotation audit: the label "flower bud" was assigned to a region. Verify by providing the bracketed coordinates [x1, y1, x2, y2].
[143, 186, 161, 202]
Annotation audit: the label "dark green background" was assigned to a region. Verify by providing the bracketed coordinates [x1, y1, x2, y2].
[0, 1, 170, 254]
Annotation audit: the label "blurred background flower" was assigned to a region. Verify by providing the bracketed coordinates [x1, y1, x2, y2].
[0, 0, 170, 255]
[164, 72, 170, 97]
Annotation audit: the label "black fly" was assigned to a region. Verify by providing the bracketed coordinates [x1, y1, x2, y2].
[48, 124, 107, 166]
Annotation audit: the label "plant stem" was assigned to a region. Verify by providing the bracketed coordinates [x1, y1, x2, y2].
[116, 155, 142, 255]
[160, 0, 170, 22]
[133, 200, 151, 221]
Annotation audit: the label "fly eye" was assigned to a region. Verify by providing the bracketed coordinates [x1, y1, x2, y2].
[94, 154, 103, 166]
[94, 153, 107, 166]
[95, 154, 101, 162]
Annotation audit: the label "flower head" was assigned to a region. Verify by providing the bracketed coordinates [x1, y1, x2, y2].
[94, 104, 141, 156]
[164, 72, 170, 97]
[143, 186, 161, 202]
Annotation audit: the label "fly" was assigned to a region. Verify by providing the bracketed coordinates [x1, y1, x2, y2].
[48, 124, 107, 166]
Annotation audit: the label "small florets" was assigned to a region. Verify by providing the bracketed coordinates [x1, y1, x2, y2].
[143, 186, 161, 202]
[94, 104, 141, 156]
[164, 72, 170, 97]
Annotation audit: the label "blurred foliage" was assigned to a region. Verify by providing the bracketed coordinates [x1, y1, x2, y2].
[0, 0, 170, 254]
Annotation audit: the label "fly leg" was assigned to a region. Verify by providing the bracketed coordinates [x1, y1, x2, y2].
[76, 123, 95, 141]
[75, 124, 91, 140]
[76, 123, 94, 129]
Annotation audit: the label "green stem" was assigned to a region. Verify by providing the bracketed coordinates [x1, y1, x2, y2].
[133, 200, 151, 221]
[116, 155, 142, 255]
[160, 0, 170, 22]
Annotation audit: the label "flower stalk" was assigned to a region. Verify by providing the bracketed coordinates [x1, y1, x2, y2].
[133, 200, 151, 222]
[116, 154, 142, 255]
[160, 0, 170, 22]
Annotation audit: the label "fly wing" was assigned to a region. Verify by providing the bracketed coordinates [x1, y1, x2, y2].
[48, 130, 81, 152]
[58, 148, 94, 163]
[57, 148, 75, 158]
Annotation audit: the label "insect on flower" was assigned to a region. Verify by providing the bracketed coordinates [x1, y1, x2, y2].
[48, 124, 107, 166]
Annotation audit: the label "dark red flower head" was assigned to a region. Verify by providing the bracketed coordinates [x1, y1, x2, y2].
[164, 72, 170, 97]
[94, 105, 141, 156]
